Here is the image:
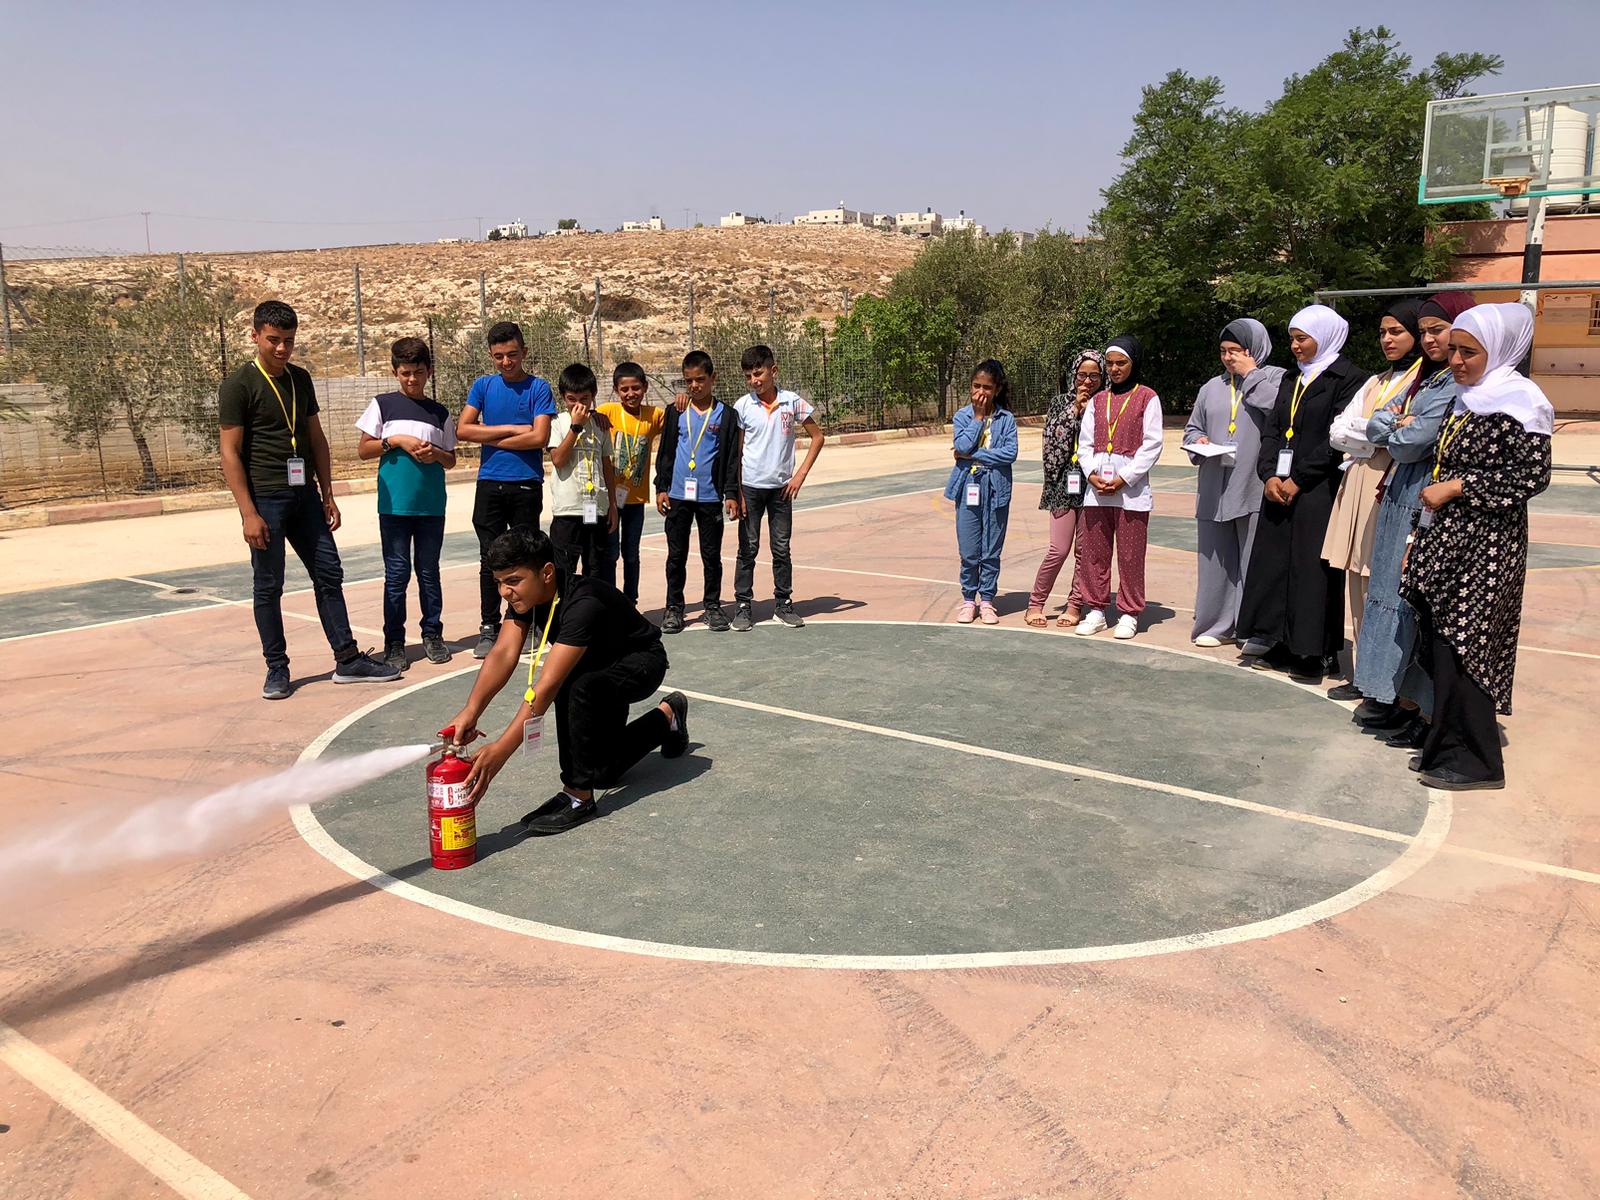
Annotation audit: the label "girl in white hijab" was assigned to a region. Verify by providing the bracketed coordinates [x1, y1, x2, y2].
[1400, 303, 1554, 790]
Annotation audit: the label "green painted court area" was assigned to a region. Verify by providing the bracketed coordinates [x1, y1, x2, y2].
[308, 622, 1433, 961]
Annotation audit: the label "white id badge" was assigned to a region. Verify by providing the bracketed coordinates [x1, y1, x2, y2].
[614, 486, 630, 509]
[1417, 508, 1435, 528]
[965, 479, 981, 507]
[1101, 459, 1117, 483]
[1276, 449, 1294, 478]
[286, 456, 307, 487]
[582, 497, 599, 525]
[1067, 471, 1084, 497]
[683, 478, 699, 501]
[521, 715, 544, 756]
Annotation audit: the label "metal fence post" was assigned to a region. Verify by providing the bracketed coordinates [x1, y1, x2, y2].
[218, 316, 227, 376]
[353, 264, 366, 376]
[594, 276, 604, 374]
[478, 270, 487, 332]
[820, 329, 829, 423]
[0, 242, 12, 355]
[176, 253, 186, 304]
[687, 282, 695, 353]
[427, 315, 438, 401]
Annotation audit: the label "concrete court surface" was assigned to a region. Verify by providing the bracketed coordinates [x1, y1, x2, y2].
[1, 425, 1599, 1198]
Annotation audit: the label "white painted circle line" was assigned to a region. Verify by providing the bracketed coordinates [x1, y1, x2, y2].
[291, 624, 1456, 970]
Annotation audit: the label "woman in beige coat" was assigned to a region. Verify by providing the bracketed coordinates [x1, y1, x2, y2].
[1322, 300, 1423, 699]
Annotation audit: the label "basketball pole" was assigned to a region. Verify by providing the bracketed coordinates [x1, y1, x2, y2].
[1518, 194, 1546, 375]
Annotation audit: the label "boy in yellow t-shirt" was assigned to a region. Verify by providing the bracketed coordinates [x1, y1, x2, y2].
[597, 362, 666, 604]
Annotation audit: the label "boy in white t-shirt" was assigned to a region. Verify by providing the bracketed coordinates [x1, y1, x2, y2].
[546, 363, 618, 583]
[728, 344, 826, 631]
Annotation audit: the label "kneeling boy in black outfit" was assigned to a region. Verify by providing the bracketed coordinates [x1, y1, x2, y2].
[447, 528, 688, 834]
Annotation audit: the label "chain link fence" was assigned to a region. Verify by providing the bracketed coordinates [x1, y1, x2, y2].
[0, 250, 1064, 508]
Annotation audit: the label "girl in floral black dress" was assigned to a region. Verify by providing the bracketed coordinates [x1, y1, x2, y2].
[1026, 349, 1104, 627]
[1402, 304, 1554, 791]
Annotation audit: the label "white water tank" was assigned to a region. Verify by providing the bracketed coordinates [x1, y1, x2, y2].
[1509, 104, 1593, 214]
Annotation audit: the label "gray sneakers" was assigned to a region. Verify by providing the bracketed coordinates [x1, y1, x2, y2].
[473, 623, 499, 659]
[262, 666, 292, 700]
[332, 651, 403, 684]
[423, 635, 452, 664]
[382, 641, 409, 673]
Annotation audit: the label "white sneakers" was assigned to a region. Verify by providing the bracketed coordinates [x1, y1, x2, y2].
[1074, 609, 1139, 639]
[1193, 634, 1224, 648]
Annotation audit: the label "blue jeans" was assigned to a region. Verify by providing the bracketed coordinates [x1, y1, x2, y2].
[955, 500, 1009, 600]
[379, 513, 446, 642]
[607, 502, 648, 602]
[249, 488, 357, 670]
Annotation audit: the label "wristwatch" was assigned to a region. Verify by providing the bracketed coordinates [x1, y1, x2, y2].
[381, 437, 392, 453]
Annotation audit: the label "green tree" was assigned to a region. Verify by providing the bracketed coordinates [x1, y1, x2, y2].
[1096, 28, 1501, 401]
[886, 230, 1007, 418]
[557, 218, 579, 231]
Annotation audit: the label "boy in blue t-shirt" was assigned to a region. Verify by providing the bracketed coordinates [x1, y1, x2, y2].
[653, 350, 739, 633]
[457, 321, 558, 657]
[356, 337, 458, 671]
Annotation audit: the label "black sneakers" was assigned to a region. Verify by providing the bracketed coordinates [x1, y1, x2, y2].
[333, 651, 403, 684]
[730, 605, 754, 632]
[262, 665, 292, 700]
[703, 604, 731, 632]
[423, 635, 451, 664]
[521, 793, 599, 835]
[661, 691, 689, 758]
[1418, 768, 1505, 791]
[775, 604, 805, 628]
[382, 641, 409, 673]
[473, 623, 499, 659]
[662, 607, 685, 635]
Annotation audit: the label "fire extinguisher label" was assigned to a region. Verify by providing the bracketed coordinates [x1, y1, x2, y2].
[438, 812, 476, 851]
[429, 779, 471, 810]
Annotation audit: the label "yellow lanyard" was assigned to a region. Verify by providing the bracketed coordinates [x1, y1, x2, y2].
[572, 420, 599, 493]
[254, 359, 298, 454]
[969, 420, 990, 475]
[522, 595, 561, 705]
[1432, 411, 1470, 482]
[1226, 378, 1241, 436]
[1285, 375, 1312, 441]
[616, 407, 647, 471]
[1373, 360, 1421, 413]
[1103, 387, 1136, 453]
[686, 403, 713, 470]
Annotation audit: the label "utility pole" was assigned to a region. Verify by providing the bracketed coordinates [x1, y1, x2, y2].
[476, 216, 483, 241]
[141, 211, 151, 254]
[593, 277, 604, 374]
[353, 264, 366, 376]
[681, 207, 692, 229]
[841, 288, 851, 317]
[478, 270, 488, 330]
[0, 242, 12, 355]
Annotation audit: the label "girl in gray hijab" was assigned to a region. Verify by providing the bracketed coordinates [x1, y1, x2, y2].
[1181, 319, 1286, 647]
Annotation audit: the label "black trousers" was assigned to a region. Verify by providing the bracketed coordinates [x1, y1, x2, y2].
[473, 480, 542, 626]
[663, 500, 725, 610]
[1415, 602, 1504, 781]
[554, 643, 670, 790]
[549, 515, 616, 584]
[735, 486, 793, 605]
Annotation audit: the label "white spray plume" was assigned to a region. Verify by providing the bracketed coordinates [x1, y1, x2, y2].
[3, 744, 433, 891]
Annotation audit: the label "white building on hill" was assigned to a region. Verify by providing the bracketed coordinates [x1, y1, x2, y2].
[720, 211, 767, 227]
[944, 210, 987, 238]
[896, 209, 943, 237]
[794, 204, 862, 226]
[622, 216, 667, 232]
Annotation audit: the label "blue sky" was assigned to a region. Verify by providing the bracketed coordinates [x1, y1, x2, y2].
[2, 0, 1596, 255]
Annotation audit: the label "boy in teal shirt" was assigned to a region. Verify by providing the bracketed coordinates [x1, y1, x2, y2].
[356, 337, 458, 670]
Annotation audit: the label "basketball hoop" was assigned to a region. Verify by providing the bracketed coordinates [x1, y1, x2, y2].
[1483, 175, 1536, 198]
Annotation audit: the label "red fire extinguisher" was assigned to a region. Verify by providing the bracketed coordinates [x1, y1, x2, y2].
[428, 726, 480, 870]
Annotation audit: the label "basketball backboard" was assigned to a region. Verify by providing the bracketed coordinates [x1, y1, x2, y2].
[1420, 83, 1600, 205]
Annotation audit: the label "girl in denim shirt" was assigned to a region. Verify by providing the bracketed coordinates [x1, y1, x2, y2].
[945, 360, 1019, 624]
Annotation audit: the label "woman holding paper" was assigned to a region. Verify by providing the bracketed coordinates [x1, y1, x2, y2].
[1321, 300, 1425, 695]
[1073, 336, 1164, 640]
[1025, 349, 1104, 627]
[1236, 305, 1370, 679]
[946, 360, 1019, 625]
[1182, 318, 1285, 647]
[1401, 303, 1553, 790]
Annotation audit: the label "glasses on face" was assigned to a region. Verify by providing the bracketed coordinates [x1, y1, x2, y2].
[1074, 371, 1102, 382]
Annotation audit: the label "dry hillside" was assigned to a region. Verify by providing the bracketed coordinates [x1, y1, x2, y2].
[6, 226, 922, 374]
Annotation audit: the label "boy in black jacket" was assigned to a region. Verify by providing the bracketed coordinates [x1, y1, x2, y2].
[654, 350, 740, 633]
